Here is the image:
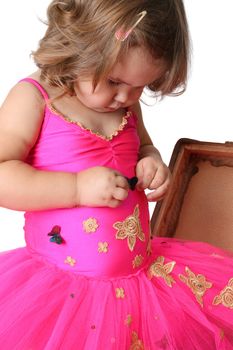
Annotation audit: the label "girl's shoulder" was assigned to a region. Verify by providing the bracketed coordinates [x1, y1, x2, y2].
[19, 71, 50, 101]
[1, 72, 47, 123]
[3, 71, 48, 118]
[0, 72, 47, 162]
[26, 71, 59, 99]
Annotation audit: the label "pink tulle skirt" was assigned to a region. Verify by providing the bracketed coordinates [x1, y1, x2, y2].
[0, 237, 233, 349]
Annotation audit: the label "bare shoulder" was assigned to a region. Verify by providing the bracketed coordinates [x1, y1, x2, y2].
[0, 78, 46, 161]
[28, 71, 60, 99]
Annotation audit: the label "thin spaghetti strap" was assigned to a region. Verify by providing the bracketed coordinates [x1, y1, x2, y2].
[19, 78, 49, 101]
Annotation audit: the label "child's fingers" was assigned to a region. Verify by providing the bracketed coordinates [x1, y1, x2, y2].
[113, 187, 129, 201]
[108, 199, 121, 208]
[148, 175, 165, 191]
[142, 173, 155, 189]
[146, 179, 170, 202]
[148, 167, 169, 190]
[135, 163, 144, 188]
[116, 175, 129, 190]
[136, 167, 155, 189]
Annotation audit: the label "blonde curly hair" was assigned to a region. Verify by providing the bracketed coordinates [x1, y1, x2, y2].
[32, 0, 190, 97]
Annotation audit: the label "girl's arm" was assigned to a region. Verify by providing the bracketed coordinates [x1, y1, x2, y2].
[132, 102, 162, 160]
[0, 82, 128, 211]
[0, 82, 78, 211]
[132, 102, 171, 201]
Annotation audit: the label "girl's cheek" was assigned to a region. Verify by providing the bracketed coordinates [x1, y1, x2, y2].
[94, 94, 113, 107]
[132, 86, 143, 96]
[130, 90, 143, 103]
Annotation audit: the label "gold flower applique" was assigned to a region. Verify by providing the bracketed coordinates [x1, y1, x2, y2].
[129, 331, 144, 350]
[83, 217, 99, 233]
[115, 287, 125, 299]
[113, 205, 145, 251]
[64, 256, 76, 267]
[132, 255, 144, 269]
[213, 278, 233, 309]
[98, 242, 108, 253]
[147, 256, 176, 287]
[179, 267, 212, 307]
[124, 314, 132, 327]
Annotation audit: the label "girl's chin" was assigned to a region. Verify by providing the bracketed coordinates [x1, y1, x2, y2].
[105, 107, 118, 111]
[105, 104, 124, 112]
[91, 105, 125, 113]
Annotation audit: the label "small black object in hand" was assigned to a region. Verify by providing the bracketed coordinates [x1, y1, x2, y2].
[126, 176, 138, 191]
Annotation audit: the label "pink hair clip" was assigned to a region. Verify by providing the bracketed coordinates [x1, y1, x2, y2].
[115, 10, 147, 42]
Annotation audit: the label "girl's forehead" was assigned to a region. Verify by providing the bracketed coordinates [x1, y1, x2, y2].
[110, 47, 166, 87]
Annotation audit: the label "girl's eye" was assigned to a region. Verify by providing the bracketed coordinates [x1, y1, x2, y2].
[108, 79, 120, 86]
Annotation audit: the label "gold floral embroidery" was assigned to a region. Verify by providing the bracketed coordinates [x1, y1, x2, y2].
[179, 267, 212, 307]
[129, 331, 144, 350]
[213, 278, 233, 309]
[124, 314, 132, 327]
[113, 205, 145, 251]
[98, 242, 108, 253]
[64, 256, 76, 267]
[83, 218, 99, 233]
[116, 287, 125, 299]
[132, 255, 144, 269]
[147, 256, 176, 287]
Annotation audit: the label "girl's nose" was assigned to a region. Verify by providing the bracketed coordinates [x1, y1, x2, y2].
[114, 90, 128, 104]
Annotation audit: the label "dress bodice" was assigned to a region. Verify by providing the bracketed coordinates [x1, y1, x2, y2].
[23, 78, 151, 278]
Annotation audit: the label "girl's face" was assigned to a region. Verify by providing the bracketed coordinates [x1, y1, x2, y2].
[74, 47, 166, 113]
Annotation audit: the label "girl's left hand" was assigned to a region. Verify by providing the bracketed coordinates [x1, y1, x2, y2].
[135, 156, 171, 202]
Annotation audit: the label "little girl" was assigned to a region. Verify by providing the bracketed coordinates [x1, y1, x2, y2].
[0, 1, 233, 349]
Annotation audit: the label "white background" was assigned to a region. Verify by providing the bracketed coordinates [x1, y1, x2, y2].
[0, 1, 232, 251]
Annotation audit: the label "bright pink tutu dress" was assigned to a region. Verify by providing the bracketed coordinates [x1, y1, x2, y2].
[0, 78, 233, 349]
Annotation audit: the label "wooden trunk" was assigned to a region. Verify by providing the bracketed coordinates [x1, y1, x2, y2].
[151, 138, 233, 252]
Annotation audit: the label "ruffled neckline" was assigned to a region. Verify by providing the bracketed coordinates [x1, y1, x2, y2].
[47, 103, 132, 141]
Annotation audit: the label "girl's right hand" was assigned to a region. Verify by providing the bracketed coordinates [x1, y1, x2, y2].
[75, 166, 129, 208]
